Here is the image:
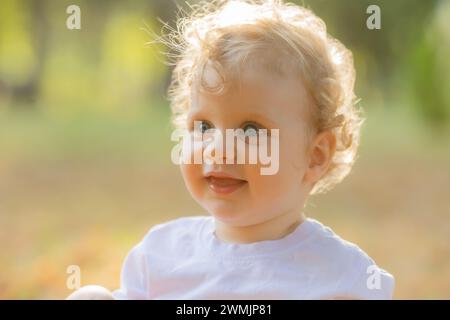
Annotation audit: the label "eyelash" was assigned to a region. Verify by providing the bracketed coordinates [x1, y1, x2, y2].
[190, 120, 265, 134]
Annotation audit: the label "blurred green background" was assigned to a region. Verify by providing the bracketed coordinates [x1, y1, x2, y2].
[0, 0, 449, 299]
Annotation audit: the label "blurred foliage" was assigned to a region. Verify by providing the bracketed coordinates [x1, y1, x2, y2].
[0, 0, 449, 127]
[0, 0, 170, 116]
[406, 0, 450, 128]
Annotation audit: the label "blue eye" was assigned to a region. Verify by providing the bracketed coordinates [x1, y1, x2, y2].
[193, 120, 213, 133]
[242, 123, 259, 136]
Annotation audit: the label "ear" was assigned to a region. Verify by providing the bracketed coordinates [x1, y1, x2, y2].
[303, 130, 336, 185]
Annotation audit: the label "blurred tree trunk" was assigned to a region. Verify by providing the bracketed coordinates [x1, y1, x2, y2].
[11, 0, 48, 107]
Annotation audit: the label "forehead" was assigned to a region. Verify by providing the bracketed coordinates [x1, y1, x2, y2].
[190, 68, 310, 122]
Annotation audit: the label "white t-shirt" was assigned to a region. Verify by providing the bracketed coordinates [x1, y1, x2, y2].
[112, 215, 395, 299]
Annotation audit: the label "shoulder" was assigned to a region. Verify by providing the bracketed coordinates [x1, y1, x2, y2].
[113, 215, 211, 299]
[305, 218, 370, 263]
[305, 218, 395, 299]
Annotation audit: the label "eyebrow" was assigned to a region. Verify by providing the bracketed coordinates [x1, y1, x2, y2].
[186, 110, 210, 122]
[241, 112, 278, 127]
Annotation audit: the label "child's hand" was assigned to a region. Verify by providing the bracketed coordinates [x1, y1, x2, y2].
[66, 285, 115, 300]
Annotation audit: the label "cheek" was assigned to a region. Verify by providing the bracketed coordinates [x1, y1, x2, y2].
[179, 134, 206, 193]
[280, 126, 310, 175]
[180, 163, 204, 198]
[245, 137, 308, 198]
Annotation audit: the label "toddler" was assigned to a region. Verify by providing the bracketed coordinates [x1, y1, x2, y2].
[67, 0, 394, 300]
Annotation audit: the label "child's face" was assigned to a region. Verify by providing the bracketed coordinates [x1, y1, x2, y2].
[180, 68, 313, 227]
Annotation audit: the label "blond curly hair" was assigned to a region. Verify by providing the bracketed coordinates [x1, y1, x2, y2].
[152, 0, 364, 194]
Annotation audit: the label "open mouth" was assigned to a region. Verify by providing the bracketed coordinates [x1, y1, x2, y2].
[205, 176, 247, 194]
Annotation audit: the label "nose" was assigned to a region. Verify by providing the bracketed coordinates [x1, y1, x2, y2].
[203, 129, 235, 164]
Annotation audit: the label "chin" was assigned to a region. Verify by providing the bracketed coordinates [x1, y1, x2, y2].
[207, 206, 266, 229]
[205, 202, 247, 225]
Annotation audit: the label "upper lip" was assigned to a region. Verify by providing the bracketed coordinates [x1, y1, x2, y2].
[204, 171, 245, 181]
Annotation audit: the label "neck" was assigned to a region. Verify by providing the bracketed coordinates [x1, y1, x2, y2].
[214, 209, 306, 244]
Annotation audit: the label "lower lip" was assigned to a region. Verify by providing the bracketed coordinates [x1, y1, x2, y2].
[206, 177, 247, 194]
